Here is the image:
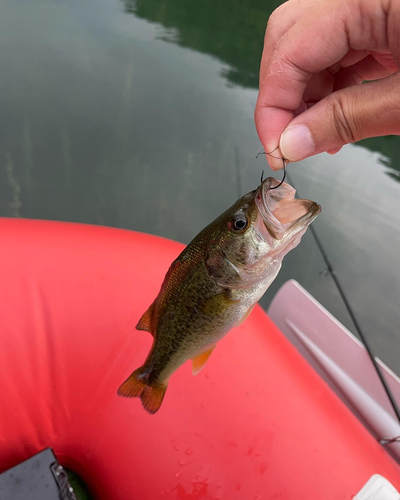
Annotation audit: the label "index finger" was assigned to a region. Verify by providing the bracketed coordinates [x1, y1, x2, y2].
[255, 0, 385, 168]
[255, 0, 317, 170]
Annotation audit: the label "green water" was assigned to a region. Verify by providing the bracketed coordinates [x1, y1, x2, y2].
[0, 0, 399, 376]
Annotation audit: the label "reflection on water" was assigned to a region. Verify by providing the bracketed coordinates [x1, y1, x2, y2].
[0, 0, 399, 375]
[124, 0, 282, 89]
[126, 0, 400, 184]
[359, 136, 400, 182]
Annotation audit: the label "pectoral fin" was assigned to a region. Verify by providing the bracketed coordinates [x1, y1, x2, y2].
[202, 291, 238, 316]
[192, 344, 216, 375]
[235, 304, 256, 327]
[136, 303, 155, 335]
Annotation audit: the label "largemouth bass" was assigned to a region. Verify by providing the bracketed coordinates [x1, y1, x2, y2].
[118, 178, 321, 414]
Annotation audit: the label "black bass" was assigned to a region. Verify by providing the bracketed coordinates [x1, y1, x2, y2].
[118, 178, 321, 413]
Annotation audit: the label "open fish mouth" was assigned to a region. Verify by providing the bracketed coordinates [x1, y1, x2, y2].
[255, 177, 321, 240]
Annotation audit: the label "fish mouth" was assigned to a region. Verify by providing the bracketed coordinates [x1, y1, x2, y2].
[255, 177, 321, 240]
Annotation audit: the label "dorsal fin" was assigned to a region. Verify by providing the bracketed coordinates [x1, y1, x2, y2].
[136, 303, 155, 336]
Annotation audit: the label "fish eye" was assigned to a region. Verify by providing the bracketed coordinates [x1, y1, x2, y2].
[231, 214, 249, 232]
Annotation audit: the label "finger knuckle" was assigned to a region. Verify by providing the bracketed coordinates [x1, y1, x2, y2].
[274, 50, 310, 86]
[329, 95, 357, 143]
[266, 3, 288, 39]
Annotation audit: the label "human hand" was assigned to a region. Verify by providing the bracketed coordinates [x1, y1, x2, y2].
[254, 0, 400, 169]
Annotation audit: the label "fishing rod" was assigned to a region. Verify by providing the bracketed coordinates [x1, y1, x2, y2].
[284, 168, 400, 440]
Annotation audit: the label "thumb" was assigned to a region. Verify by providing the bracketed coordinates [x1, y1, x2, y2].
[279, 73, 400, 162]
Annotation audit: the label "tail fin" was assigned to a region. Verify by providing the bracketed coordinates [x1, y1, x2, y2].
[117, 368, 167, 415]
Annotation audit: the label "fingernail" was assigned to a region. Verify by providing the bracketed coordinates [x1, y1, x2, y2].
[280, 125, 315, 161]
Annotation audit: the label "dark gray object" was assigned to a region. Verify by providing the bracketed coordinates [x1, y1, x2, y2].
[0, 448, 76, 500]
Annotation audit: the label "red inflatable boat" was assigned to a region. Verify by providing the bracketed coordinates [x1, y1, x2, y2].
[0, 218, 399, 499]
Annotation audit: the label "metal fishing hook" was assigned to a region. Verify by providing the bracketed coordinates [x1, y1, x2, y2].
[256, 147, 287, 190]
[256, 146, 280, 160]
[270, 159, 287, 190]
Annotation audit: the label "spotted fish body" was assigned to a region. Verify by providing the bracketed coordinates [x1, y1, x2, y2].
[118, 178, 321, 413]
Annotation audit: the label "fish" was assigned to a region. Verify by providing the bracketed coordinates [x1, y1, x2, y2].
[118, 177, 321, 414]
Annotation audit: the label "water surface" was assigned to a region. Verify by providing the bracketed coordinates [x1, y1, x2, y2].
[0, 0, 399, 375]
